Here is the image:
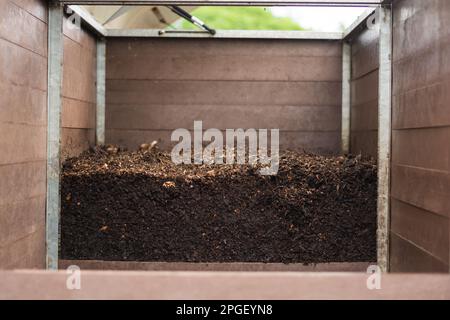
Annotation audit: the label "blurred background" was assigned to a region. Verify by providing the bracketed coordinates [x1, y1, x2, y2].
[81, 6, 369, 32]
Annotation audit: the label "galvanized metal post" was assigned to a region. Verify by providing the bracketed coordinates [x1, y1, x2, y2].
[96, 40, 106, 146]
[46, 2, 64, 270]
[377, 5, 392, 273]
[341, 42, 351, 154]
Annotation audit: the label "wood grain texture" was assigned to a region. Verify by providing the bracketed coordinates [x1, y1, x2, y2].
[106, 38, 342, 153]
[0, 1, 97, 269]
[0, 0, 48, 269]
[61, 15, 97, 159]
[349, 27, 379, 158]
[391, 0, 450, 273]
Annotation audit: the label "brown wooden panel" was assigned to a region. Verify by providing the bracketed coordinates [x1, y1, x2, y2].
[392, 0, 450, 62]
[390, 233, 449, 273]
[0, 123, 46, 166]
[0, 82, 47, 127]
[107, 38, 343, 59]
[351, 71, 378, 107]
[350, 100, 378, 132]
[390, 0, 450, 273]
[350, 131, 377, 159]
[107, 80, 341, 107]
[0, 196, 46, 249]
[391, 199, 449, 264]
[61, 128, 95, 159]
[2, 270, 450, 300]
[0, 0, 47, 270]
[106, 104, 340, 132]
[391, 164, 450, 218]
[0, 38, 47, 92]
[62, 98, 95, 129]
[349, 23, 379, 159]
[351, 27, 379, 80]
[393, 78, 450, 130]
[0, 226, 45, 269]
[59, 260, 371, 272]
[0, 161, 46, 206]
[106, 129, 340, 155]
[0, 0, 47, 57]
[12, 0, 47, 23]
[391, 0, 450, 273]
[61, 18, 97, 158]
[392, 128, 450, 172]
[393, 46, 441, 95]
[106, 38, 342, 153]
[62, 37, 96, 104]
[107, 55, 342, 82]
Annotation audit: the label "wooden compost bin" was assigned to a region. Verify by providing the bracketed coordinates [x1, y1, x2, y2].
[1, 0, 449, 276]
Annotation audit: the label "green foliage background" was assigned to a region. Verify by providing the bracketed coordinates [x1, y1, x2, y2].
[177, 7, 303, 30]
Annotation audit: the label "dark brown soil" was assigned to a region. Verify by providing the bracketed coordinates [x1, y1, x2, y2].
[60, 147, 377, 264]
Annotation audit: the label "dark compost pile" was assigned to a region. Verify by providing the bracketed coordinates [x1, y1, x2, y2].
[60, 147, 377, 264]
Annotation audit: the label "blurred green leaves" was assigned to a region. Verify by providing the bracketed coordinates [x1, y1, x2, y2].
[176, 7, 303, 31]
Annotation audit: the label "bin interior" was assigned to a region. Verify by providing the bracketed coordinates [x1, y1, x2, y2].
[58, 31, 379, 271]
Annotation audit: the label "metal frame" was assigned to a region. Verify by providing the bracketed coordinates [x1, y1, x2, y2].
[107, 29, 342, 39]
[46, 2, 64, 270]
[68, 1, 381, 40]
[341, 42, 351, 154]
[60, 0, 382, 6]
[96, 40, 107, 146]
[68, 5, 107, 36]
[342, 7, 375, 39]
[46, 0, 392, 271]
[376, 5, 392, 273]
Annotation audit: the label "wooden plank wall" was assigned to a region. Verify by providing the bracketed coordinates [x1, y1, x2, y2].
[0, 0, 48, 269]
[350, 27, 379, 158]
[390, 0, 450, 272]
[61, 16, 97, 159]
[0, 1, 97, 269]
[105, 38, 342, 154]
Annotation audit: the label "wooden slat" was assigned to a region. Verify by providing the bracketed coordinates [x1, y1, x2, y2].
[2, 270, 450, 300]
[390, 233, 449, 273]
[107, 38, 343, 58]
[391, 199, 449, 264]
[0, 0, 47, 270]
[391, 164, 450, 218]
[107, 80, 342, 107]
[351, 99, 378, 132]
[0, 38, 47, 91]
[0, 226, 45, 270]
[351, 27, 379, 80]
[392, 127, 450, 172]
[0, 1, 47, 56]
[349, 25, 379, 159]
[0, 82, 47, 127]
[0, 124, 47, 166]
[351, 70, 378, 106]
[0, 196, 46, 249]
[61, 15, 97, 158]
[62, 98, 96, 129]
[350, 130, 377, 158]
[61, 128, 95, 159]
[106, 104, 341, 131]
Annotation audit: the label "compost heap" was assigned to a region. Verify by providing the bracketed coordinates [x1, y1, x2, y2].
[61, 146, 377, 263]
